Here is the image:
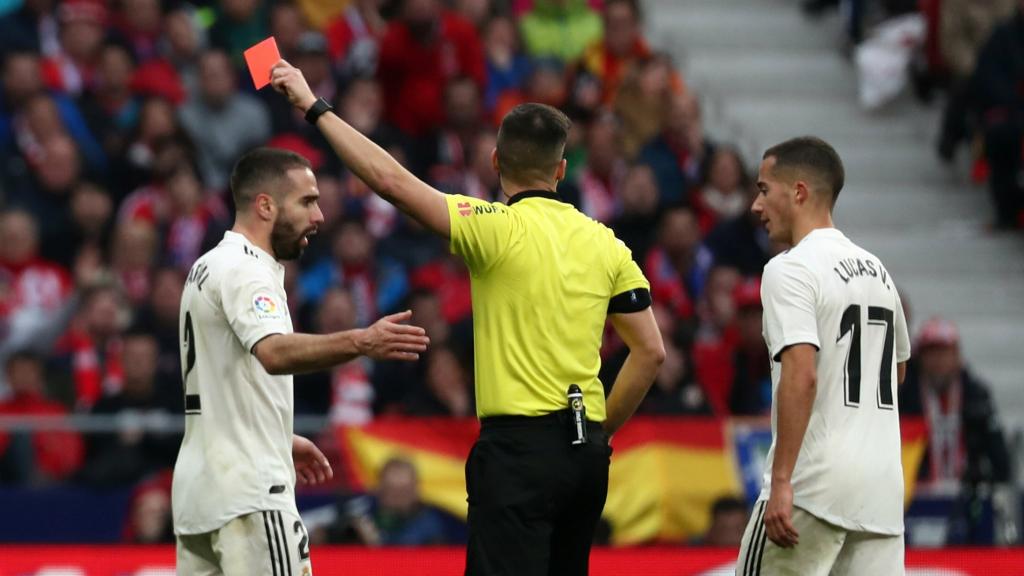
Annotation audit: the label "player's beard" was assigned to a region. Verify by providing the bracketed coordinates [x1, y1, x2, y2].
[270, 217, 308, 261]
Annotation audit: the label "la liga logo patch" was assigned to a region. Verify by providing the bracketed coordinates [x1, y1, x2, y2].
[253, 294, 283, 319]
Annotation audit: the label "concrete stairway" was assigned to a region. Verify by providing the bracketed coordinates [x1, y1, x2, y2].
[645, 0, 1024, 429]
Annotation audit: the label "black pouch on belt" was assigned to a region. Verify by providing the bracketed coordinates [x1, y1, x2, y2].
[567, 384, 588, 446]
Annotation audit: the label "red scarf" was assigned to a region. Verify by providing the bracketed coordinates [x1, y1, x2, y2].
[63, 329, 124, 409]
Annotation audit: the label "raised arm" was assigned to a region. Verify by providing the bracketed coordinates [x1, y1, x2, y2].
[270, 61, 451, 239]
[253, 310, 429, 375]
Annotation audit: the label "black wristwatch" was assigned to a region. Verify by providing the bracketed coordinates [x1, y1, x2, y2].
[304, 97, 334, 125]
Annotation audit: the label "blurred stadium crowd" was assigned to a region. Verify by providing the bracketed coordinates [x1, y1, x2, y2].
[0, 0, 1018, 547]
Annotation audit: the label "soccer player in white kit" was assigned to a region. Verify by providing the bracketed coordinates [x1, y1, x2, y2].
[173, 148, 430, 576]
[735, 137, 911, 576]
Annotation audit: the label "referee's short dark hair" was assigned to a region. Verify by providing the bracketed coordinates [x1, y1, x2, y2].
[763, 136, 845, 206]
[230, 147, 312, 211]
[496, 103, 571, 186]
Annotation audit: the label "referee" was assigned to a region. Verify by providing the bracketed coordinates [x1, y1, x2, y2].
[272, 61, 665, 576]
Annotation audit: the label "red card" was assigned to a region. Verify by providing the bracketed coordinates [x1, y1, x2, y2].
[244, 36, 281, 90]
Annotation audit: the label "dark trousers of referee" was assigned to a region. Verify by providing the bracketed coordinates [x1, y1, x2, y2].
[465, 411, 611, 576]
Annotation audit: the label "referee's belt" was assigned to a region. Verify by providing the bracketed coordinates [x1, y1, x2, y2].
[480, 409, 605, 434]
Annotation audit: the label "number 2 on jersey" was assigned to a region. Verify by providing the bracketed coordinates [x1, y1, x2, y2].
[183, 311, 201, 414]
[837, 304, 895, 410]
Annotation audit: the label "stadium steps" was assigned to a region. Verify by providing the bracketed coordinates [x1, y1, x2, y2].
[646, 0, 1024, 428]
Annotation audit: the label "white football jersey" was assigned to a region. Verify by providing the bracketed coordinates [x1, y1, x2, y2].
[758, 228, 911, 535]
[172, 231, 298, 535]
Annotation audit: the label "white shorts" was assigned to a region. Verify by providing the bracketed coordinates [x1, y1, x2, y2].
[735, 501, 904, 576]
[177, 510, 313, 576]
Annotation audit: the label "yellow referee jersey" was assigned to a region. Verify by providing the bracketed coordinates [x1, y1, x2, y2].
[445, 191, 650, 422]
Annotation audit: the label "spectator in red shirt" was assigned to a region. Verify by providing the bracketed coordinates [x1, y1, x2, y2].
[691, 265, 741, 416]
[728, 277, 771, 415]
[119, 160, 227, 273]
[409, 254, 472, 327]
[0, 351, 84, 484]
[41, 0, 108, 97]
[113, 0, 164, 63]
[644, 205, 712, 319]
[377, 0, 486, 137]
[318, 287, 374, 424]
[56, 282, 127, 409]
[159, 7, 202, 100]
[0, 210, 74, 371]
[325, 0, 386, 80]
[109, 220, 158, 306]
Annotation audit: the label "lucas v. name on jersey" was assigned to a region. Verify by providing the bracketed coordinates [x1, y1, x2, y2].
[832, 257, 890, 289]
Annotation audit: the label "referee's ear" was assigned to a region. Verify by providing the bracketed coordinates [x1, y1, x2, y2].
[555, 158, 567, 183]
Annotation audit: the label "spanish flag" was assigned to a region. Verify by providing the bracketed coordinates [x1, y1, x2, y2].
[336, 417, 928, 544]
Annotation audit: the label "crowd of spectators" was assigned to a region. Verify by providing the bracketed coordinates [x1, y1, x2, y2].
[0, 0, 779, 490]
[0, 0, 1013, 547]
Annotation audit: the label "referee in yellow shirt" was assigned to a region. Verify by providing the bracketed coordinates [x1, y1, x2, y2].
[272, 61, 665, 576]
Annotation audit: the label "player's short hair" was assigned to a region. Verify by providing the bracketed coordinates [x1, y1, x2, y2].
[763, 136, 845, 205]
[229, 147, 312, 212]
[496, 103, 571, 187]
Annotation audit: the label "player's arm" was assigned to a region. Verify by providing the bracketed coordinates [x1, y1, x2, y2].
[759, 256, 820, 549]
[270, 60, 450, 239]
[765, 343, 817, 548]
[897, 361, 907, 385]
[253, 310, 429, 375]
[604, 238, 663, 436]
[605, 296, 665, 436]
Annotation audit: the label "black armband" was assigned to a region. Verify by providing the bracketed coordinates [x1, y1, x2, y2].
[608, 288, 652, 314]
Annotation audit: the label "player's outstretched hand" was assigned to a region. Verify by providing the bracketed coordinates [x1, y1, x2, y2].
[270, 60, 317, 112]
[764, 480, 799, 548]
[359, 310, 430, 361]
[293, 435, 333, 485]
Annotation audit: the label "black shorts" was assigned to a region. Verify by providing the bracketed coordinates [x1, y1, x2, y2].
[464, 411, 611, 576]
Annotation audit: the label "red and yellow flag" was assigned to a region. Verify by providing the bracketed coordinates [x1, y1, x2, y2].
[336, 416, 928, 544]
